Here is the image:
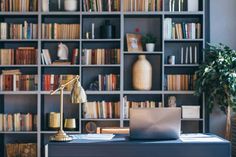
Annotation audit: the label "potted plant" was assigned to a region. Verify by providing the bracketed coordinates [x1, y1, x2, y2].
[142, 34, 157, 52]
[195, 43, 236, 140]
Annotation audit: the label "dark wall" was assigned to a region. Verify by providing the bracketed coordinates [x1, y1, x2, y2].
[209, 0, 236, 137]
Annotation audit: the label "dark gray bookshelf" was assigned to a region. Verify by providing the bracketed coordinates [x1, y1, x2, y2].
[0, 0, 206, 156]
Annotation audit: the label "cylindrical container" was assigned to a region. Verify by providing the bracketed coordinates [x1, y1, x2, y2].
[64, 0, 78, 11]
[146, 43, 155, 52]
[48, 112, 60, 130]
[168, 55, 175, 64]
[188, 0, 199, 11]
[132, 55, 152, 90]
[64, 118, 76, 131]
[42, 0, 49, 12]
[100, 20, 115, 39]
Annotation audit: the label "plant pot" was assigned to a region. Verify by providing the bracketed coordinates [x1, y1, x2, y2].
[146, 43, 155, 52]
[132, 55, 152, 90]
[64, 0, 78, 11]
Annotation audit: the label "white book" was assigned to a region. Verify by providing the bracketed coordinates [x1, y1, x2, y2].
[194, 46, 198, 63]
[192, 23, 196, 39]
[1, 23, 7, 39]
[185, 47, 188, 64]
[42, 49, 52, 65]
[93, 102, 98, 118]
[102, 101, 106, 119]
[181, 47, 184, 64]
[41, 53, 45, 65]
[164, 18, 172, 39]
[145, 0, 149, 12]
[189, 46, 193, 64]
[188, 0, 199, 11]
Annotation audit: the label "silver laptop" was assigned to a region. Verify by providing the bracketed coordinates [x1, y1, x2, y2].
[130, 108, 181, 140]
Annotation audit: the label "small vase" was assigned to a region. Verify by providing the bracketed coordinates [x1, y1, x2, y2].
[146, 43, 155, 52]
[132, 55, 152, 90]
[64, 0, 78, 11]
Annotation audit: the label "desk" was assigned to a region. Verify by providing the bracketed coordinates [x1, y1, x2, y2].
[46, 134, 230, 157]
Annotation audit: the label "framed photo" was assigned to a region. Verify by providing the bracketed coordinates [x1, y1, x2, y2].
[126, 33, 143, 52]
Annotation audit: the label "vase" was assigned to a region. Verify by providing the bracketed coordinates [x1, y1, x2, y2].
[146, 43, 155, 52]
[132, 55, 152, 90]
[64, 0, 78, 11]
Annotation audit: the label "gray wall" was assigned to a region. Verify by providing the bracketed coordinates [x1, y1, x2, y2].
[209, 0, 236, 136]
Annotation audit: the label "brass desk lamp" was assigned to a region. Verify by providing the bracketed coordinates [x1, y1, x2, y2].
[50, 75, 87, 142]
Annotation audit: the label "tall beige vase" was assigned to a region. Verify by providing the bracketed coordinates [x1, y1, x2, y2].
[132, 55, 152, 90]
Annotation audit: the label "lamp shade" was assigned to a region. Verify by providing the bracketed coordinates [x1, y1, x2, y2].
[71, 79, 87, 104]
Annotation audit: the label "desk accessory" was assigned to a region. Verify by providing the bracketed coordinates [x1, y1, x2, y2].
[49, 75, 87, 142]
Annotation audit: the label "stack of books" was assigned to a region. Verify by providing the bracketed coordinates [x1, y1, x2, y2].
[82, 48, 120, 65]
[165, 74, 196, 91]
[123, 0, 162, 12]
[0, 21, 38, 39]
[0, 113, 37, 131]
[83, 0, 120, 12]
[98, 74, 120, 91]
[0, 47, 37, 65]
[82, 101, 120, 119]
[43, 74, 76, 91]
[164, 18, 201, 39]
[0, 69, 38, 91]
[0, 0, 38, 12]
[123, 96, 159, 119]
[41, 23, 80, 39]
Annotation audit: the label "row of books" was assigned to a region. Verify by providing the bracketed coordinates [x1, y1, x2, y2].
[0, 47, 37, 65]
[0, 69, 38, 91]
[82, 101, 120, 119]
[123, 96, 161, 119]
[0, 21, 38, 39]
[41, 48, 79, 65]
[43, 74, 76, 91]
[41, 23, 80, 39]
[164, 18, 201, 39]
[0, 0, 38, 12]
[124, 0, 162, 12]
[6, 143, 37, 157]
[0, 113, 37, 132]
[98, 74, 120, 91]
[165, 74, 196, 91]
[83, 0, 120, 12]
[82, 48, 120, 65]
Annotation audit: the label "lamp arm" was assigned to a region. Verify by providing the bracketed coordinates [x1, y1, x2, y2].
[50, 75, 80, 95]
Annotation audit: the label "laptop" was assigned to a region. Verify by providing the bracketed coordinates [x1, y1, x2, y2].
[130, 108, 181, 140]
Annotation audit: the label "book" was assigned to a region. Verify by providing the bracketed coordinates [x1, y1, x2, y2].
[82, 48, 120, 65]
[82, 101, 120, 119]
[0, 21, 38, 39]
[83, 0, 120, 12]
[6, 143, 37, 157]
[41, 23, 80, 39]
[123, 96, 159, 119]
[165, 74, 196, 91]
[0, 0, 38, 12]
[164, 18, 201, 39]
[98, 74, 119, 91]
[42, 49, 52, 65]
[124, 0, 162, 12]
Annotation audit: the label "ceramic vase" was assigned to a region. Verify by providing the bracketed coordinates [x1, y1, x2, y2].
[64, 0, 78, 11]
[132, 55, 152, 90]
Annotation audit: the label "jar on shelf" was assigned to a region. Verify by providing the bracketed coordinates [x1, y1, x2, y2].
[132, 55, 152, 90]
[64, 0, 78, 11]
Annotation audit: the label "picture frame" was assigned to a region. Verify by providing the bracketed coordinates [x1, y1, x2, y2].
[126, 33, 143, 52]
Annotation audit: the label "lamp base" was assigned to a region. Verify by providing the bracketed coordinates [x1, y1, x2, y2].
[50, 130, 72, 142]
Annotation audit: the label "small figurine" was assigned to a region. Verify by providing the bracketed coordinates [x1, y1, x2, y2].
[57, 43, 69, 60]
[168, 96, 177, 107]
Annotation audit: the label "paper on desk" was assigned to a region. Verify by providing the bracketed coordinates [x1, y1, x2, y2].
[71, 134, 115, 140]
[180, 134, 224, 142]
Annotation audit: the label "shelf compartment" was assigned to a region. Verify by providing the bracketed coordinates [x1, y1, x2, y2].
[81, 67, 120, 91]
[164, 0, 204, 12]
[181, 120, 203, 133]
[124, 54, 162, 91]
[41, 95, 80, 132]
[82, 15, 121, 39]
[41, 67, 79, 75]
[124, 15, 163, 52]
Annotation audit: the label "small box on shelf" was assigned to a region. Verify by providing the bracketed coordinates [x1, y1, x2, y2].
[182, 105, 200, 119]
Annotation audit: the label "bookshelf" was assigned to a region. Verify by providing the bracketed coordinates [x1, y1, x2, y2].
[0, 0, 206, 156]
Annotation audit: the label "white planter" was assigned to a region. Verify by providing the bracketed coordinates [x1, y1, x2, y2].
[188, 0, 199, 12]
[42, 0, 49, 12]
[64, 0, 78, 11]
[146, 43, 155, 52]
